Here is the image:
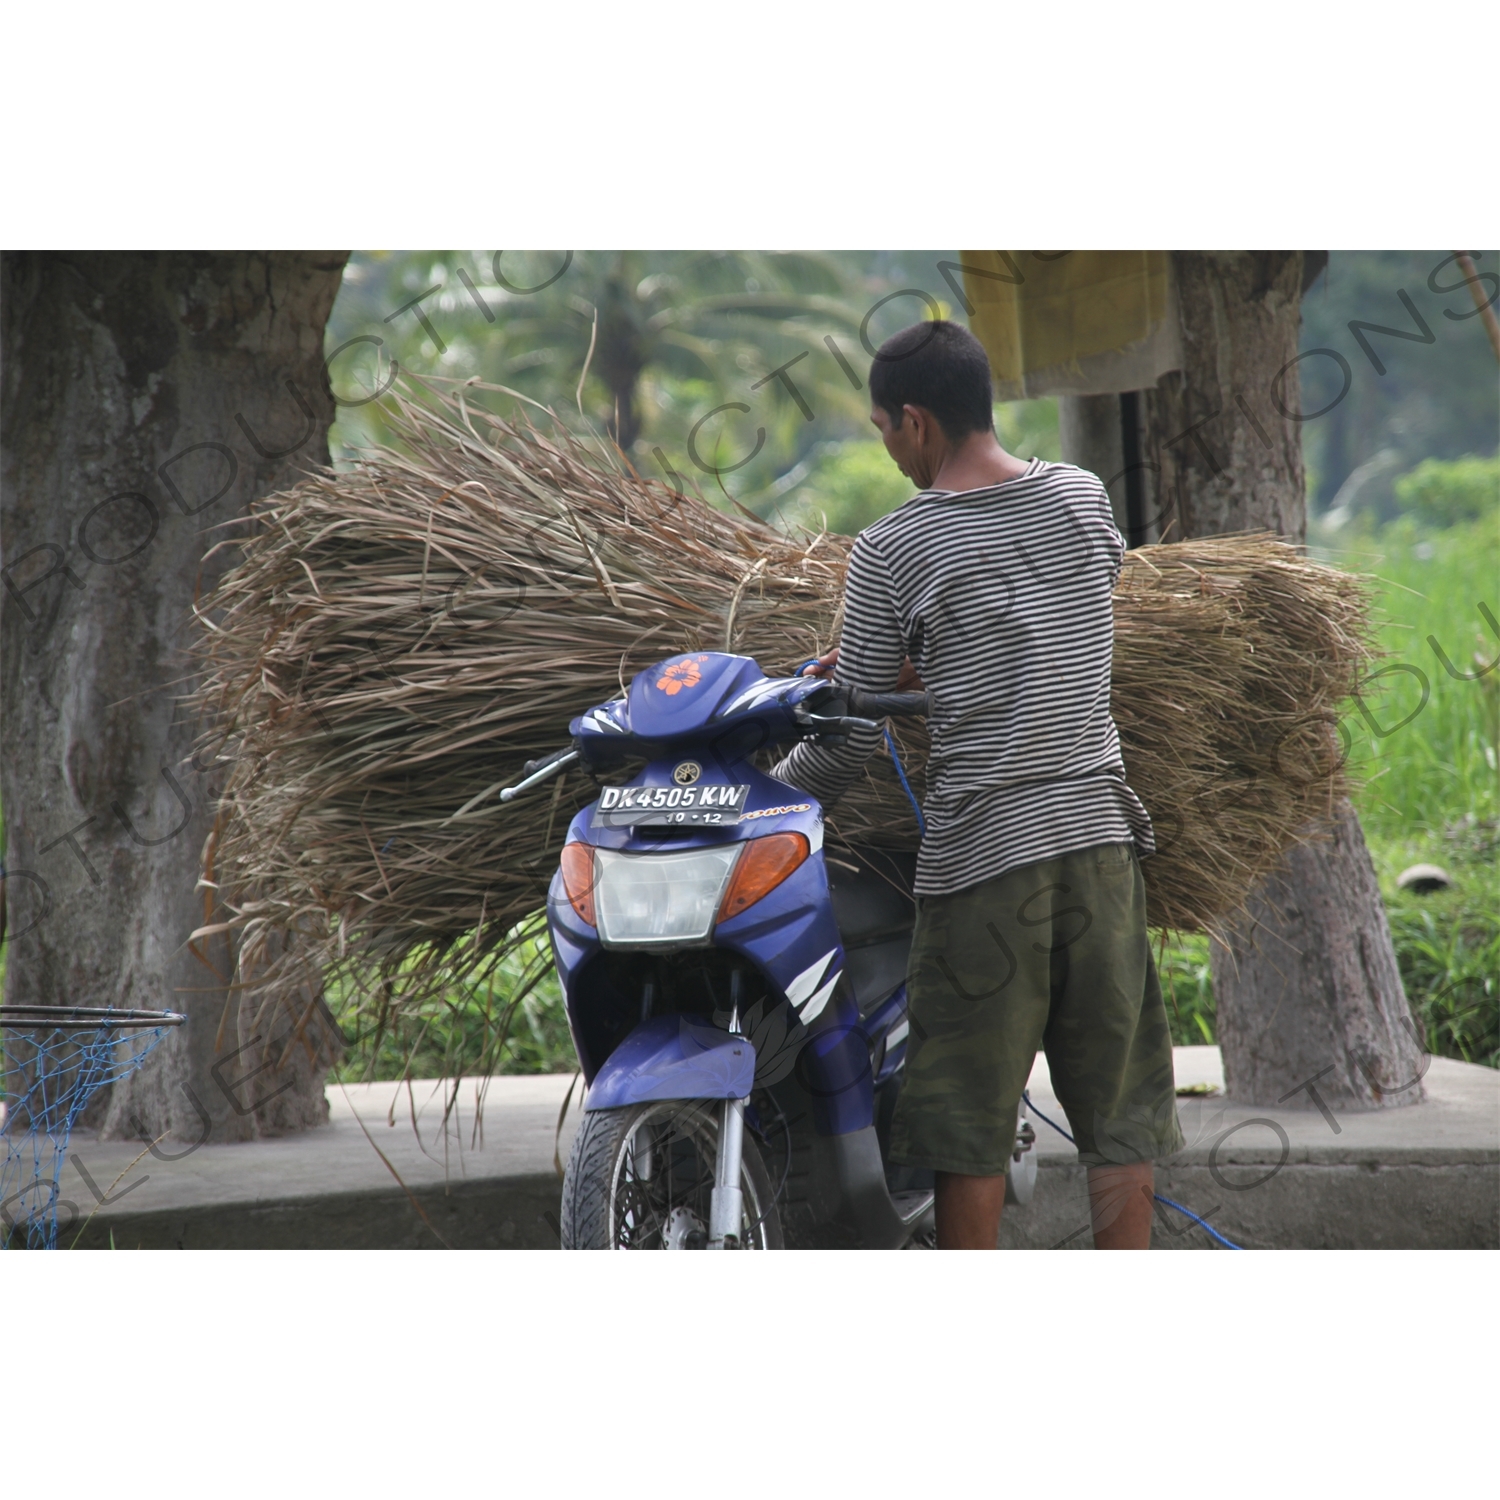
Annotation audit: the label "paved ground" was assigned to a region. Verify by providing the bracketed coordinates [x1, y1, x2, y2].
[45, 1047, 1499, 1249]
[1032, 1046, 1499, 1162]
[54, 1074, 582, 1249]
[1005, 1048, 1499, 1250]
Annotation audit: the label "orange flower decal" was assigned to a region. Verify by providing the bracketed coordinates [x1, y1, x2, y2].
[656, 656, 707, 695]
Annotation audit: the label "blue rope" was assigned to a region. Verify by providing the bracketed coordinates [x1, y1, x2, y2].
[1022, 1091, 1244, 1250]
[883, 727, 926, 836]
[1152, 1194, 1244, 1251]
[1022, 1089, 1074, 1143]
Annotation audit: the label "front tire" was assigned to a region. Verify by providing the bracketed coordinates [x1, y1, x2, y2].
[561, 1100, 784, 1250]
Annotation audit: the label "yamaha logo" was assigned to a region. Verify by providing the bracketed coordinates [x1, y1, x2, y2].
[673, 761, 701, 786]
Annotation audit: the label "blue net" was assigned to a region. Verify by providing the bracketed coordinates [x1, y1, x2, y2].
[1, 1007, 185, 1250]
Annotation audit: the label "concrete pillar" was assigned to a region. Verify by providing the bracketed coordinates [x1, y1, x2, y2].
[1057, 392, 1157, 546]
[1058, 393, 1127, 532]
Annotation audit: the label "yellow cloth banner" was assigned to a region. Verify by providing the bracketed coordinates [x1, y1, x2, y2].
[960, 251, 1182, 399]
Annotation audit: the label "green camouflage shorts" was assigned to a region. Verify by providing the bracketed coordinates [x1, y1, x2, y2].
[888, 841, 1184, 1176]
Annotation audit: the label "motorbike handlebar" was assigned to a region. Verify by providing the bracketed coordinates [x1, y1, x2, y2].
[843, 688, 930, 719]
[522, 745, 577, 777]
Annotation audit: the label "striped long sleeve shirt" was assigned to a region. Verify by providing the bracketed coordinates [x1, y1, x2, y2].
[772, 459, 1154, 896]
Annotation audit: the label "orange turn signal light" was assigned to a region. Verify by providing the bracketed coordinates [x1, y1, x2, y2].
[560, 842, 597, 927]
[719, 833, 810, 922]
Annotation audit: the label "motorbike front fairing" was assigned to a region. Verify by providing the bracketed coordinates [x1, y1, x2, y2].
[546, 652, 879, 1137]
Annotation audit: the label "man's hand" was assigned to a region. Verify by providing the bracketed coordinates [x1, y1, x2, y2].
[800, 648, 841, 679]
[801, 647, 925, 692]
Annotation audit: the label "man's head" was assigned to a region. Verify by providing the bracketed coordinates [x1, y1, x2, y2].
[868, 319, 994, 486]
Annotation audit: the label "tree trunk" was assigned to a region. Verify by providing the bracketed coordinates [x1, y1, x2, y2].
[1142, 250, 1426, 1111]
[597, 256, 646, 452]
[1, 251, 349, 1143]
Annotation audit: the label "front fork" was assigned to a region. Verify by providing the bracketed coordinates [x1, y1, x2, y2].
[708, 974, 747, 1249]
[708, 1097, 746, 1249]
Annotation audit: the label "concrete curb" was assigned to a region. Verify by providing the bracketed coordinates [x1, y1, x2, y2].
[1003, 1161, 1499, 1250]
[50, 1049, 1498, 1250]
[70, 1175, 566, 1251]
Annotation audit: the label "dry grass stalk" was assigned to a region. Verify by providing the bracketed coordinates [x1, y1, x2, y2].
[191, 383, 1373, 1061]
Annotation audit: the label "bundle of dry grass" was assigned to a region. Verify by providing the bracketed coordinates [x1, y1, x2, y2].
[1108, 539, 1369, 932]
[192, 384, 1372, 1055]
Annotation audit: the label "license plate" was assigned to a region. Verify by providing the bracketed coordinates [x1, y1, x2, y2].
[593, 783, 750, 828]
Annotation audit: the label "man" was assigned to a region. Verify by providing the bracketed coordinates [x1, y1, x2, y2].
[774, 319, 1182, 1250]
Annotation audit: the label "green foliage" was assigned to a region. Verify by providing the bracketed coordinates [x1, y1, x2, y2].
[1386, 877, 1499, 1067]
[325, 250, 962, 510]
[1299, 251, 1500, 513]
[769, 399, 1059, 538]
[995, 398, 1061, 463]
[326, 251, 1067, 549]
[776, 439, 916, 536]
[1155, 932, 1217, 1047]
[1394, 454, 1500, 528]
[329, 925, 576, 1083]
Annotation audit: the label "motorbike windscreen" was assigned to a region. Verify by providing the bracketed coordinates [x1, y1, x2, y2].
[593, 846, 742, 948]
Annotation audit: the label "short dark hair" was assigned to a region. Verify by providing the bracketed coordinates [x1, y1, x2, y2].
[868, 319, 994, 439]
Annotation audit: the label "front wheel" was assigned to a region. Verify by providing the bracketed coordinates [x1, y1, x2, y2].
[561, 1100, 784, 1250]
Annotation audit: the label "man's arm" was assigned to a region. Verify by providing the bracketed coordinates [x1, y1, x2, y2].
[1096, 476, 1126, 583]
[771, 534, 906, 804]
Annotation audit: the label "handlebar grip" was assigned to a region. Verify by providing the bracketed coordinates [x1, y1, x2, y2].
[522, 745, 575, 777]
[844, 689, 930, 719]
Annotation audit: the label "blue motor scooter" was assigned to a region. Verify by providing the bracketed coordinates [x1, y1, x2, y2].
[506, 651, 1036, 1249]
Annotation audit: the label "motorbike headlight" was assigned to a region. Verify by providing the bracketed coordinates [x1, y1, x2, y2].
[593, 845, 743, 948]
